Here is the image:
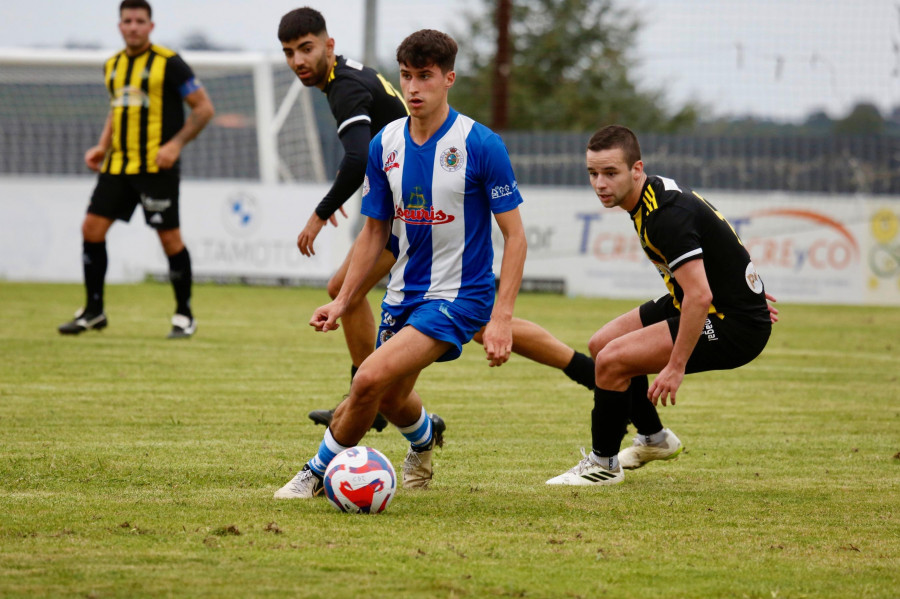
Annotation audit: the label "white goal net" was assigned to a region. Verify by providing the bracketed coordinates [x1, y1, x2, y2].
[0, 47, 326, 183]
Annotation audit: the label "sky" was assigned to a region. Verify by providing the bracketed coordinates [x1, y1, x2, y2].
[2, 0, 897, 122]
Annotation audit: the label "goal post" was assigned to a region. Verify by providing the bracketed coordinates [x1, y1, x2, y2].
[0, 46, 326, 183]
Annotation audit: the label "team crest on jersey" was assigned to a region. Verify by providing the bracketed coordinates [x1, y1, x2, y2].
[383, 150, 400, 173]
[439, 146, 464, 172]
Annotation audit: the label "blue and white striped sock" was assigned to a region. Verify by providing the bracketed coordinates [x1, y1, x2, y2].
[307, 428, 348, 477]
[398, 407, 432, 451]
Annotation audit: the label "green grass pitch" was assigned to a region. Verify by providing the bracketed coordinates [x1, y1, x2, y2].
[1, 282, 898, 598]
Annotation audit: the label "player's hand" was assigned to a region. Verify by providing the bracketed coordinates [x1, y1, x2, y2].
[766, 292, 779, 324]
[310, 299, 345, 332]
[84, 146, 107, 172]
[648, 365, 684, 406]
[327, 206, 349, 227]
[297, 213, 326, 257]
[482, 317, 513, 367]
[155, 140, 182, 169]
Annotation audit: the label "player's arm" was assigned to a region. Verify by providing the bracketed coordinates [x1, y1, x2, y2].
[297, 124, 372, 256]
[309, 215, 390, 332]
[483, 207, 527, 367]
[156, 87, 215, 169]
[648, 258, 712, 406]
[84, 111, 113, 172]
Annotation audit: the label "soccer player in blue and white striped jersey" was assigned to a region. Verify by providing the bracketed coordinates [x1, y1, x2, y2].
[274, 29, 527, 499]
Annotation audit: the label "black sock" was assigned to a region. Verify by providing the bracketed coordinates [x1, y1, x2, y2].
[83, 241, 107, 314]
[563, 351, 596, 390]
[351, 364, 359, 382]
[167, 247, 192, 318]
[591, 386, 630, 457]
[628, 375, 663, 436]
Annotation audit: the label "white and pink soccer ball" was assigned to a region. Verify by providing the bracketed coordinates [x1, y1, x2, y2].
[324, 446, 396, 514]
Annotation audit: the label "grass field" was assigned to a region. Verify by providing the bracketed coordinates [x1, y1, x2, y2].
[1, 282, 898, 598]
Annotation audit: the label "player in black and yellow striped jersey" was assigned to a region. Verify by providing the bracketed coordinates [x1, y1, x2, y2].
[58, 0, 214, 339]
[547, 125, 778, 487]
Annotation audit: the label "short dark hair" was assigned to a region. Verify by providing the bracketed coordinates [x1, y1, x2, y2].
[120, 0, 151, 19]
[396, 29, 457, 73]
[587, 125, 642, 167]
[278, 7, 327, 43]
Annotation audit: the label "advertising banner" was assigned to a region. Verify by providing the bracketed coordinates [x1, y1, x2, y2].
[1, 177, 897, 306]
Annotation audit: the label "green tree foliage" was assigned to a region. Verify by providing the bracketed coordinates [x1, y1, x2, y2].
[450, 0, 698, 132]
[692, 103, 898, 137]
[833, 102, 885, 135]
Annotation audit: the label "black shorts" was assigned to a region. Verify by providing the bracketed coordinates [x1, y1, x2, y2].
[639, 294, 771, 374]
[88, 171, 181, 230]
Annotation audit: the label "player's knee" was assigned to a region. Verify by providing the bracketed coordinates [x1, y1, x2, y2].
[157, 229, 184, 256]
[326, 274, 344, 300]
[348, 368, 385, 405]
[81, 218, 106, 242]
[594, 345, 628, 389]
[588, 330, 610, 358]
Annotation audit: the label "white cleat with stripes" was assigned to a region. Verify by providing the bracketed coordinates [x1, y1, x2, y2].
[545, 448, 624, 486]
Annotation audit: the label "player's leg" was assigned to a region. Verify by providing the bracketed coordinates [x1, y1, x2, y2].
[599, 300, 681, 469]
[59, 175, 130, 334]
[80, 213, 114, 316]
[310, 297, 473, 493]
[140, 171, 195, 338]
[308, 246, 395, 429]
[156, 227, 195, 338]
[547, 321, 673, 486]
[329, 246, 394, 367]
[472, 317, 595, 390]
[275, 326, 451, 499]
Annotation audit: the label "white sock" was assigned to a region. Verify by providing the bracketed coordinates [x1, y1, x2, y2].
[590, 451, 619, 471]
[643, 428, 667, 446]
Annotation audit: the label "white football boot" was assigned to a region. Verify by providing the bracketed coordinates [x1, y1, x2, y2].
[273, 466, 324, 499]
[167, 314, 197, 339]
[546, 449, 624, 486]
[617, 428, 683, 470]
[402, 413, 445, 489]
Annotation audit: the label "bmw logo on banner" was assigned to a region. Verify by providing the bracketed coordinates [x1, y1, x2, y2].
[222, 191, 261, 237]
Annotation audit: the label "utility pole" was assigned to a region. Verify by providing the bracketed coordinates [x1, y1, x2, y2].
[363, 0, 378, 67]
[491, 0, 512, 130]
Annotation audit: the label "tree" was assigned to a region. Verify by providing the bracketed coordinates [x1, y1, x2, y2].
[450, 0, 698, 132]
[833, 102, 885, 135]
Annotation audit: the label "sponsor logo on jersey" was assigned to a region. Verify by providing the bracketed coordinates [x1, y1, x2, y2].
[394, 186, 456, 225]
[383, 150, 400, 173]
[702, 317, 719, 341]
[440, 146, 464, 172]
[490, 182, 517, 199]
[395, 204, 456, 226]
[112, 86, 150, 108]
[745, 261, 764, 293]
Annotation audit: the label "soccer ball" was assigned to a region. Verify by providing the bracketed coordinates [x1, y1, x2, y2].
[324, 446, 397, 514]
